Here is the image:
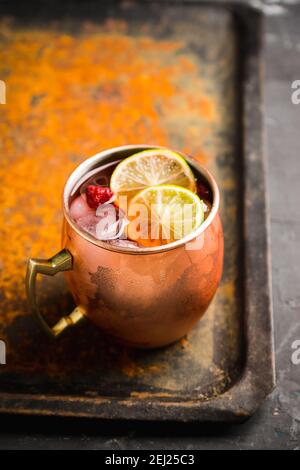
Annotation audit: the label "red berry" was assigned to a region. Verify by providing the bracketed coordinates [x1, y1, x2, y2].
[86, 185, 114, 208]
[197, 182, 210, 201]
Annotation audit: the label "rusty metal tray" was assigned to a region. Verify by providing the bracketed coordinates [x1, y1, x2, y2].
[0, 1, 275, 422]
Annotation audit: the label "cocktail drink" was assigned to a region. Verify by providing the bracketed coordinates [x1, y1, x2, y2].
[69, 149, 213, 250]
[26, 145, 223, 348]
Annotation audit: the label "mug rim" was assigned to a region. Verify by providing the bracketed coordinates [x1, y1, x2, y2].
[63, 145, 220, 255]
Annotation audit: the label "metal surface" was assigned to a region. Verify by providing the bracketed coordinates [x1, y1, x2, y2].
[0, 1, 275, 422]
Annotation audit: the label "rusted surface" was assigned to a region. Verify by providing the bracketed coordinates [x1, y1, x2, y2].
[0, 2, 274, 421]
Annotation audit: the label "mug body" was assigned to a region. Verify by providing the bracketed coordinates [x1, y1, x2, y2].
[62, 145, 224, 348]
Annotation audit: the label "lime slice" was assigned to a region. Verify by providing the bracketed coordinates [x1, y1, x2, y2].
[126, 184, 204, 247]
[110, 149, 196, 201]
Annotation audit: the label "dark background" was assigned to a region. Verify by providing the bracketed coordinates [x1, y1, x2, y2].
[0, 0, 300, 450]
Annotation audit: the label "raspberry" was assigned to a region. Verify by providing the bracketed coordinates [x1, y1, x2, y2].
[86, 185, 114, 209]
[197, 182, 211, 201]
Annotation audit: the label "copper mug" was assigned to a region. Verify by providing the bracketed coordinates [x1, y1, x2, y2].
[26, 145, 223, 348]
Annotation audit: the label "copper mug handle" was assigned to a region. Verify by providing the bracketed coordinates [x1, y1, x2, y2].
[25, 249, 86, 338]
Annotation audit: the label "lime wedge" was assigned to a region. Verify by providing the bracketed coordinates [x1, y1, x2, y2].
[110, 149, 196, 201]
[126, 184, 204, 247]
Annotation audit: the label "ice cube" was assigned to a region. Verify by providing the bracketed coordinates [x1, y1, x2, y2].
[69, 194, 94, 221]
[95, 204, 129, 240]
[76, 214, 99, 236]
[75, 200, 132, 243]
[107, 238, 139, 249]
[95, 204, 118, 240]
